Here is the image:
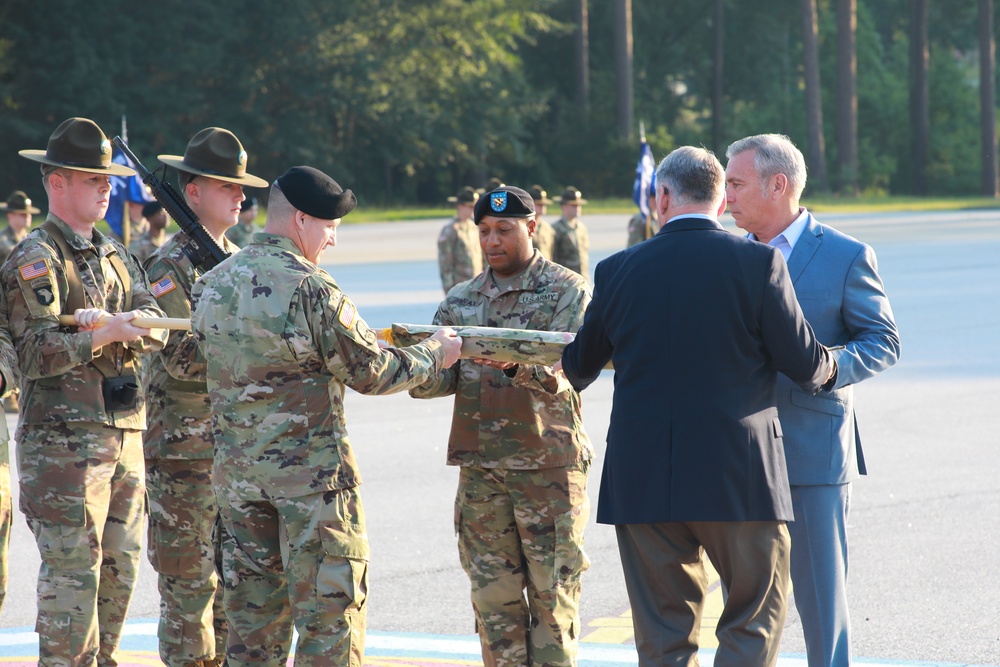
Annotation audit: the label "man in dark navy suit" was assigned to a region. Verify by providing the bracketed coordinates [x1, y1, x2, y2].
[560, 146, 836, 667]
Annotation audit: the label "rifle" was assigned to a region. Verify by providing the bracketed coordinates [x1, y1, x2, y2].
[112, 136, 230, 272]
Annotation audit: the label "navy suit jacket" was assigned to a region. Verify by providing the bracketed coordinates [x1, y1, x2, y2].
[775, 212, 900, 485]
[562, 216, 832, 524]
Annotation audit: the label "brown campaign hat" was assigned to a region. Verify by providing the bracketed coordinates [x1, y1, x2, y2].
[447, 186, 479, 204]
[0, 190, 41, 214]
[158, 127, 268, 188]
[527, 184, 553, 205]
[559, 186, 588, 205]
[19, 117, 136, 176]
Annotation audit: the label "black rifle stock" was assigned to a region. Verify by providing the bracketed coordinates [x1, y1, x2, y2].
[112, 136, 230, 271]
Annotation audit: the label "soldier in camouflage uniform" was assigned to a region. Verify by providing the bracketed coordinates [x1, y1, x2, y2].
[551, 186, 590, 282]
[438, 186, 483, 293]
[127, 201, 169, 265]
[144, 127, 269, 667]
[0, 298, 18, 614]
[0, 190, 40, 265]
[0, 191, 39, 413]
[190, 166, 462, 667]
[4, 117, 167, 667]
[411, 186, 594, 667]
[626, 182, 659, 248]
[528, 185, 556, 259]
[224, 195, 260, 248]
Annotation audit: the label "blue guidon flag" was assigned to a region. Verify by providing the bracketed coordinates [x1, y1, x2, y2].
[491, 191, 507, 212]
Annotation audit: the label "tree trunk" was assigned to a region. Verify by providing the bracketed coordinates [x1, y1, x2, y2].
[801, 0, 829, 193]
[835, 0, 858, 194]
[909, 0, 930, 195]
[572, 0, 590, 120]
[712, 0, 725, 155]
[980, 0, 998, 196]
[613, 0, 634, 139]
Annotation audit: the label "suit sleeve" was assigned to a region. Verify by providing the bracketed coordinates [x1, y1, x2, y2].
[829, 244, 900, 389]
[561, 261, 612, 391]
[759, 249, 832, 393]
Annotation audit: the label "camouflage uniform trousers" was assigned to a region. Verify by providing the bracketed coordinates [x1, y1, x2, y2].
[16, 424, 145, 667]
[216, 485, 369, 667]
[146, 458, 226, 667]
[0, 458, 10, 613]
[456, 461, 591, 667]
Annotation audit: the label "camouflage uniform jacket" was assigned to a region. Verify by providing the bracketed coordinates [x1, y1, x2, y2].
[190, 233, 452, 501]
[0, 214, 167, 429]
[224, 220, 259, 248]
[532, 217, 556, 260]
[0, 297, 17, 466]
[0, 225, 28, 268]
[127, 230, 166, 266]
[411, 251, 594, 470]
[143, 230, 239, 460]
[438, 216, 483, 293]
[552, 216, 590, 280]
[626, 212, 659, 248]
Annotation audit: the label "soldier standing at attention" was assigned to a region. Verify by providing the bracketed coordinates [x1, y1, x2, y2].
[528, 184, 556, 259]
[224, 195, 260, 248]
[3, 117, 167, 667]
[143, 127, 268, 667]
[551, 185, 590, 281]
[438, 186, 482, 293]
[127, 201, 169, 265]
[626, 180, 659, 247]
[0, 191, 38, 413]
[411, 186, 594, 667]
[0, 307, 18, 614]
[0, 190, 40, 265]
[190, 166, 462, 667]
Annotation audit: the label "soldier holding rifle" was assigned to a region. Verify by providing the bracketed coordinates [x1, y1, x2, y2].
[2, 117, 167, 667]
[142, 127, 268, 667]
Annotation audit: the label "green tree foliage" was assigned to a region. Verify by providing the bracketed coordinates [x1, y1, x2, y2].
[0, 0, 994, 204]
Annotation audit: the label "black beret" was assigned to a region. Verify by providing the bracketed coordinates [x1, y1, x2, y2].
[275, 166, 357, 220]
[474, 186, 535, 224]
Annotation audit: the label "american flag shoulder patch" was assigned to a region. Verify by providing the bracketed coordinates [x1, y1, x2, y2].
[338, 300, 357, 329]
[19, 259, 50, 281]
[151, 275, 177, 298]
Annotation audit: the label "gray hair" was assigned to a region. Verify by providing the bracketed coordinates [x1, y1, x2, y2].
[725, 134, 807, 200]
[653, 146, 725, 207]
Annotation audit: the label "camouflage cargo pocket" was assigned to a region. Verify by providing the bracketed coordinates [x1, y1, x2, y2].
[318, 520, 370, 613]
[553, 500, 590, 588]
[19, 484, 91, 569]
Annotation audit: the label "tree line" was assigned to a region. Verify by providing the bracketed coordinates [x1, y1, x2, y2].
[0, 0, 997, 208]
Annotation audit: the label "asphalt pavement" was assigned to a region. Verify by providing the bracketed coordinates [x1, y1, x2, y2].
[2, 209, 998, 666]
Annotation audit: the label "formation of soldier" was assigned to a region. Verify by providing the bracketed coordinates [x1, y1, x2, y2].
[0, 117, 656, 667]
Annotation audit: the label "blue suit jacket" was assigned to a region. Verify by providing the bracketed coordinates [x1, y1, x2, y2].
[561, 216, 833, 525]
[776, 212, 900, 485]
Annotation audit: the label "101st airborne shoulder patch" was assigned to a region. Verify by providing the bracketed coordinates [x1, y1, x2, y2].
[15, 257, 58, 316]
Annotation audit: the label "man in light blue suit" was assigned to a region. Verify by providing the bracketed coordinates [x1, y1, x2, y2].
[725, 134, 900, 667]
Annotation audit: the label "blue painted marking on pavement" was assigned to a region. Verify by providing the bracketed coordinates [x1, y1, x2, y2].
[0, 621, 994, 667]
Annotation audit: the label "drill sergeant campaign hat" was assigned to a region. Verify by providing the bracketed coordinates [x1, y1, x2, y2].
[158, 127, 268, 188]
[527, 184, 553, 205]
[274, 166, 357, 220]
[19, 117, 136, 177]
[447, 186, 479, 204]
[0, 191, 41, 214]
[474, 186, 535, 224]
[558, 186, 588, 205]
